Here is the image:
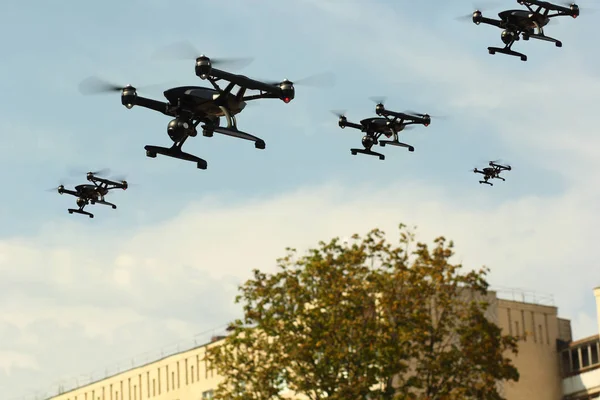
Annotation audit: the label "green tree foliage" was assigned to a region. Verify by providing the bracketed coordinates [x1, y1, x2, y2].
[205, 224, 519, 400]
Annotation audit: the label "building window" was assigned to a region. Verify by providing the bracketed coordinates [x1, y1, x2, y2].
[531, 311, 537, 343]
[191, 366, 195, 383]
[571, 348, 580, 371]
[515, 321, 520, 338]
[538, 325, 543, 345]
[582, 345, 590, 368]
[185, 359, 189, 385]
[561, 351, 571, 375]
[521, 310, 527, 341]
[166, 365, 169, 391]
[591, 343, 599, 365]
[507, 308, 512, 335]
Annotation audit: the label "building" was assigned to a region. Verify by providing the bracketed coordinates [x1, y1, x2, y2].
[559, 287, 600, 400]
[42, 288, 595, 400]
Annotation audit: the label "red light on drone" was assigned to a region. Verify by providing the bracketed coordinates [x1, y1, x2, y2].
[424, 123, 430, 127]
[283, 97, 291, 103]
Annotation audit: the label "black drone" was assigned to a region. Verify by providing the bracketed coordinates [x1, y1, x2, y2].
[334, 100, 431, 160]
[80, 43, 332, 170]
[473, 161, 512, 186]
[51, 170, 128, 218]
[469, 0, 579, 61]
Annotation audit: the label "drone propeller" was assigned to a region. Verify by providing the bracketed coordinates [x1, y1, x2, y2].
[369, 96, 387, 106]
[67, 167, 111, 178]
[110, 174, 139, 187]
[78, 76, 172, 96]
[44, 178, 73, 192]
[489, 159, 512, 169]
[403, 110, 448, 120]
[151, 40, 254, 69]
[263, 72, 336, 88]
[330, 109, 347, 118]
[559, 1, 596, 14]
[455, 1, 503, 21]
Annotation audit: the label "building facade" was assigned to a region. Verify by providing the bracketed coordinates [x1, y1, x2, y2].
[559, 287, 600, 400]
[46, 288, 588, 400]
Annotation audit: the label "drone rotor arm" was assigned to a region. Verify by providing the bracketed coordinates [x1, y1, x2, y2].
[129, 95, 174, 116]
[61, 189, 79, 197]
[343, 120, 363, 130]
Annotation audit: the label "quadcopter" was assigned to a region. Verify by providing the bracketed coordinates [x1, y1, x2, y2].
[51, 170, 128, 218]
[469, 0, 579, 61]
[473, 161, 512, 186]
[80, 43, 332, 170]
[333, 100, 431, 160]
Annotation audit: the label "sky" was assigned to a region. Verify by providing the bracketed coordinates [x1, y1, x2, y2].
[2, 0, 600, 398]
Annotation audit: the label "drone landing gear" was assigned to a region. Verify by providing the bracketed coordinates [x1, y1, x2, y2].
[201, 109, 266, 150]
[68, 208, 94, 218]
[479, 180, 493, 186]
[379, 140, 415, 152]
[209, 127, 266, 149]
[145, 145, 208, 170]
[526, 33, 562, 47]
[351, 148, 385, 160]
[96, 200, 117, 209]
[488, 46, 527, 61]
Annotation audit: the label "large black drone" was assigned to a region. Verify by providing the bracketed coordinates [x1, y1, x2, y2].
[50, 170, 128, 218]
[473, 161, 512, 186]
[79, 42, 332, 170]
[468, 0, 579, 61]
[333, 99, 431, 160]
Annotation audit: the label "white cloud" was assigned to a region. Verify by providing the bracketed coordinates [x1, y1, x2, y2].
[0, 352, 39, 376]
[2, 179, 599, 398]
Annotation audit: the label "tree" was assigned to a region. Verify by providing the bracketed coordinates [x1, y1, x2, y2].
[205, 224, 519, 400]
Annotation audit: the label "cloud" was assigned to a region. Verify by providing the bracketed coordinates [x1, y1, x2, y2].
[3, 176, 600, 398]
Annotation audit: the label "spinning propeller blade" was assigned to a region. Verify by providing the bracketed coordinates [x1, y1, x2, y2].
[291, 72, 336, 88]
[78, 76, 172, 95]
[264, 72, 336, 88]
[455, 1, 502, 21]
[403, 110, 448, 119]
[330, 109, 347, 118]
[45, 178, 73, 192]
[559, 1, 596, 14]
[369, 96, 387, 105]
[110, 174, 139, 187]
[151, 40, 254, 69]
[68, 167, 111, 177]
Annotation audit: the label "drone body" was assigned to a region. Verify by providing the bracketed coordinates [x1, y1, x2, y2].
[471, 0, 579, 61]
[54, 172, 128, 218]
[79, 50, 334, 171]
[335, 102, 431, 160]
[473, 161, 512, 186]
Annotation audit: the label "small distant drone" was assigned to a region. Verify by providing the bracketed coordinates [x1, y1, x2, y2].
[50, 170, 128, 218]
[473, 161, 512, 186]
[463, 0, 580, 61]
[333, 99, 431, 160]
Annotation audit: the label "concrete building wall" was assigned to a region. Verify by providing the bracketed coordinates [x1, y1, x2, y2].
[49, 341, 223, 400]
[495, 298, 566, 400]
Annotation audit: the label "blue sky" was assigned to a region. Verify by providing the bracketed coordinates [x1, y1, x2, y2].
[2, 0, 600, 398]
